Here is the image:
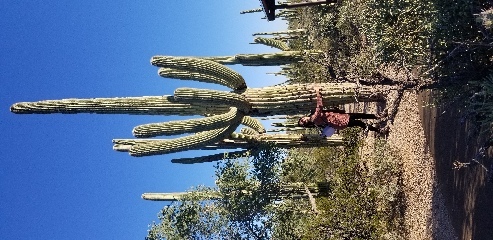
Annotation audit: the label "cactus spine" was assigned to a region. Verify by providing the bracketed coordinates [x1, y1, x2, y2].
[142, 192, 221, 201]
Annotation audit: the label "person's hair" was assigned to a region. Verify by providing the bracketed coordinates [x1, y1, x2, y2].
[298, 117, 315, 128]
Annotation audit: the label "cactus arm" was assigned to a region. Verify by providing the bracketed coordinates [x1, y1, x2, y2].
[158, 68, 238, 90]
[254, 37, 290, 51]
[240, 116, 266, 133]
[133, 107, 239, 138]
[125, 108, 243, 157]
[240, 127, 260, 136]
[151, 56, 246, 90]
[129, 125, 237, 157]
[10, 96, 230, 116]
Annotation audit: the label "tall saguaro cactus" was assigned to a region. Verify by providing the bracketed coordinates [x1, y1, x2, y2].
[11, 54, 385, 158]
[141, 182, 329, 201]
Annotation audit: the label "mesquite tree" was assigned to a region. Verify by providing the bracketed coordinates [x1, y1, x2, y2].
[11, 54, 385, 158]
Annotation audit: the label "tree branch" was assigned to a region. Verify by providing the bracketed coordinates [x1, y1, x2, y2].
[304, 184, 320, 214]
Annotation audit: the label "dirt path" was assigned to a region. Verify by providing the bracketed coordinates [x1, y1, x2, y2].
[353, 91, 457, 239]
[419, 91, 493, 240]
[350, 89, 493, 239]
[387, 91, 457, 240]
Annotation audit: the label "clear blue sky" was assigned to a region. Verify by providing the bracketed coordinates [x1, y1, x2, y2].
[1, 1, 287, 239]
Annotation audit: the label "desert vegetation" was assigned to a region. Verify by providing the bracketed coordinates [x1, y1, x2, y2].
[146, 0, 493, 239]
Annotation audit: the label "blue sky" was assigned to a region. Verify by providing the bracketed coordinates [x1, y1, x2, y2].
[1, 1, 287, 239]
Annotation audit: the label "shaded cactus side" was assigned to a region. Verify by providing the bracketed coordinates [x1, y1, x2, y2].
[254, 37, 290, 51]
[171, 149, 249, 164]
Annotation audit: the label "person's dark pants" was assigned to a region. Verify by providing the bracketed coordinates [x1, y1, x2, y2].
[348, 113, 377, 120]
[347, 113, 379, 132]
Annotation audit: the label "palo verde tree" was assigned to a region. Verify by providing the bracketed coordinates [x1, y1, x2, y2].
[11, 52, 386, 159]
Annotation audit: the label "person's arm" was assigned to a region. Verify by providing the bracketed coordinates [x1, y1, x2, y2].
[310, 87, 323, 122]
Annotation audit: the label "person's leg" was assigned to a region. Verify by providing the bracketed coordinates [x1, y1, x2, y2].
[348, 113, 378, 120]
[347, 119, 379, 132]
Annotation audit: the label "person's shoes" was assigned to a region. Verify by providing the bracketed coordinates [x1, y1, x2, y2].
[378, 126, 390, 135]
[376, 110, 389, 120]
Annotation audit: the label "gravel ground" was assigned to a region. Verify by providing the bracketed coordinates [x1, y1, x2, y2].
[387, 91, 456, 240]
[350, 91, 458, 239]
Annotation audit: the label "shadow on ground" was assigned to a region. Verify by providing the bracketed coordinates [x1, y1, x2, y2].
[419, 90, 493, 240]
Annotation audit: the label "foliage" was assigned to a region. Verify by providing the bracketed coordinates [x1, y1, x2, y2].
[146, 186, 236, 240]
[213, 145, 285, 239]
[468, 72, 493, 129]
[285, 128, 405, 239]
[147, 145, 316, 240]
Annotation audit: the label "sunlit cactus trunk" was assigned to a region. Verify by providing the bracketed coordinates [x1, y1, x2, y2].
[113, 134, 343, 155]
[243, 83, 383, 116]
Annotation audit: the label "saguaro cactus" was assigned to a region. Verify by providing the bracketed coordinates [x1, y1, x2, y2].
[141, 182, 330, 201]
[11, 54, 386, 158]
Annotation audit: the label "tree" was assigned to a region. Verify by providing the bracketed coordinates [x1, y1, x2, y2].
[146, 145, 318, 239]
